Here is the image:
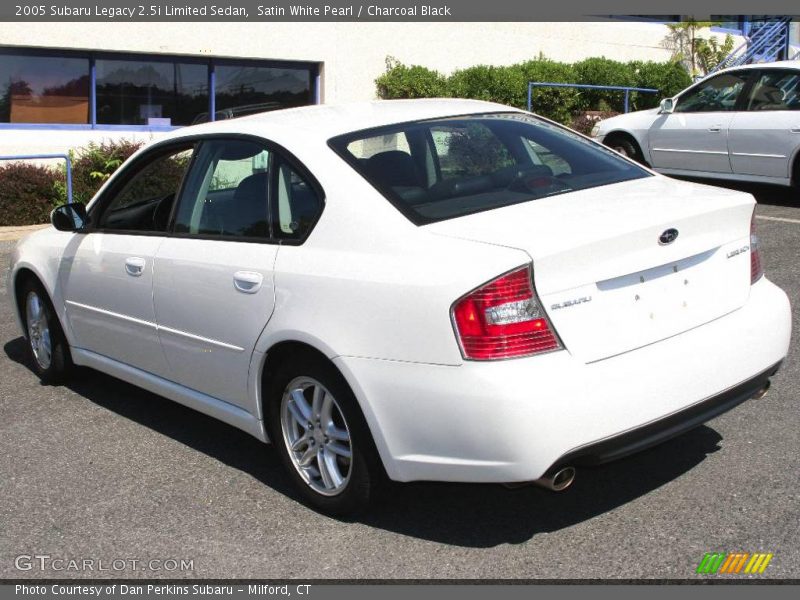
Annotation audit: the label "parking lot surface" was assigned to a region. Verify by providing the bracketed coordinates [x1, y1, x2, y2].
[1, 180, 798, 580]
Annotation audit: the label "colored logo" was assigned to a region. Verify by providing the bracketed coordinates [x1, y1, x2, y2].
[696, 552, 774, 575]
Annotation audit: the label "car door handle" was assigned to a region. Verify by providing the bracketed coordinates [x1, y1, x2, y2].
[124, 257, 146, 277]
[791, 127, 800, 133]
[233, 271, 263, 294]
[708, 125, 722, 132]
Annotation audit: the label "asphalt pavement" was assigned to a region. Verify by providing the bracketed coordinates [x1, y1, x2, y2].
[0, 180, 798, 580]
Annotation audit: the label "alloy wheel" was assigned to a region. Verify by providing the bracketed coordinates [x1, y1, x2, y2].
[26, 291, 52, 370]
[280, 376, 353, 496]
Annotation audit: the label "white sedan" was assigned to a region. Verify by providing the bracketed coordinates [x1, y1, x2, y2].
[594, 61, 800, 187]
[9, 99, 791, 515]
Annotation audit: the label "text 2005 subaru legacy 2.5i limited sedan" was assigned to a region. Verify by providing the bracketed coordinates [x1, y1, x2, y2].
[9, 99, 792, 515]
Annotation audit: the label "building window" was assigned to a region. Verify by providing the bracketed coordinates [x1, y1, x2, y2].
[95, 59, 209, 126]
[0, 54, 89, 124]
[0, 47, 318, 128]
[711, 16, 744, 33]
[214, 64, 313, 117]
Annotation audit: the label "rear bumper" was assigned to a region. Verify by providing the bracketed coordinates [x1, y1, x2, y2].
[334, 277, 791, 483]
[552, 360, 781, 469]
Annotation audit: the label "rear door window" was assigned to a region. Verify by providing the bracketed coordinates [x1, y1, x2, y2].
[273, 159, 323, 241]
[746, 70, 800, 111]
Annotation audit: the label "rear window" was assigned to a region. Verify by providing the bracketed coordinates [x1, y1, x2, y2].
[329, 112, 650, 224]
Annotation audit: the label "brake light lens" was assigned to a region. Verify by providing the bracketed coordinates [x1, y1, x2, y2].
[751, 211, 763, 284]
[452, 265, 561, 360]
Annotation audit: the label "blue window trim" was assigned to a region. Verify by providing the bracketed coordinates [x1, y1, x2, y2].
[604, 16, 681, 24]
[711, 25, 744, 35]
[0, 45, 321, 130]
[0, 123, 179, 132]
[208, 62, 216, 121]
[89, 57, 97, 128]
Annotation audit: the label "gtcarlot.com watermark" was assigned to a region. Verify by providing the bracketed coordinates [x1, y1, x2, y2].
[14, 554, 194, 573]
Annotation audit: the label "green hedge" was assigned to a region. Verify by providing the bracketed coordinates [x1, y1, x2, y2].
[375, 58, 449, 99]
[0, 163, 64, 226]
[69, 140, 143, 205]
[376, 56, 692, 124]
[0, 140, 143, 227]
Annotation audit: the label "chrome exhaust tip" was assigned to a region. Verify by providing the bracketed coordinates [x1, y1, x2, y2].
[534, 466, 576, 492]
[752, 381, 771, 400]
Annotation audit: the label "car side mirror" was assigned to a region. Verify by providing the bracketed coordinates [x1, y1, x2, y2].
[659, 98, 675, 114]
[51, 203, 88, 232]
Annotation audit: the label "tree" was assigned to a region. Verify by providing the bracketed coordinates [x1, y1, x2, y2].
[695, 35, 735, 74]
[0, 79, 33, 121]
[663, 19, 734, 77]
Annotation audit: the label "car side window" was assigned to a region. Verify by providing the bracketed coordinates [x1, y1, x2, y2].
[675, 72, 749, 113]
[746, 70, 800, 111]
[97, 146, 193, 232]
[272, 158, 322, 241]
[174, 139, 270, 239]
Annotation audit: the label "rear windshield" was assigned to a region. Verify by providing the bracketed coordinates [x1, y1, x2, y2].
[329, 112, 650, 224]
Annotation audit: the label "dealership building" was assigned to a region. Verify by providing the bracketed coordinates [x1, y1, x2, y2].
[0, 18, 798, 157]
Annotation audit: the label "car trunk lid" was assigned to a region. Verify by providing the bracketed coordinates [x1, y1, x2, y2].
[426, 176, 755, 363]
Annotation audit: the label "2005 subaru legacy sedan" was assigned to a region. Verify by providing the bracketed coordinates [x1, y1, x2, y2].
[9, 99, 792, 515]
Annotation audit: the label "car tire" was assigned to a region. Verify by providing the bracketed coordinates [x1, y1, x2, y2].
[266, 353, 385, 516]
[20, 279, 74, 384]
[604, 135, 646, 165]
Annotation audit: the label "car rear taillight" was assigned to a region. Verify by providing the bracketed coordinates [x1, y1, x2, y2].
[751, 211, 763, 284]
[451, 265, 561, 360]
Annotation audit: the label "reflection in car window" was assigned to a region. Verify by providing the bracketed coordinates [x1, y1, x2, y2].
[523, 138, 572, 176]
[346, 132, 410, 159]
[331, 112, 649, 225]
[675, 72, 748, 113]
[99, 147, 193, 232]
[174, 140, 270, 238]
[429, 123, 515, 180]
[747, 70, 800, 111]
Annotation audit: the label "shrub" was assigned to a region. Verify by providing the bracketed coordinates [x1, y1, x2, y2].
[0, 139, 142, 226]
[69, 140, 143, 205]
[444, 60, 581, 124]
[573, 57, 636, 112]
[0, 162, 63, 226]
[448, 64, 526, 106]
[629, 60, 693, 109]
[375, 57, 449, 99]
[570, 110, 620, 136]
[518, 59, 581, 124]
[376, 56, 692, 125]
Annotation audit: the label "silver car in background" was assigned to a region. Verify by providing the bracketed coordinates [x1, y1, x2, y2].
[594, 61, 800, 188]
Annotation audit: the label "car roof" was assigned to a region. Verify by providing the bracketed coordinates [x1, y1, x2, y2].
[714, 60, 800, 74]
[165, 98, 520, 143]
